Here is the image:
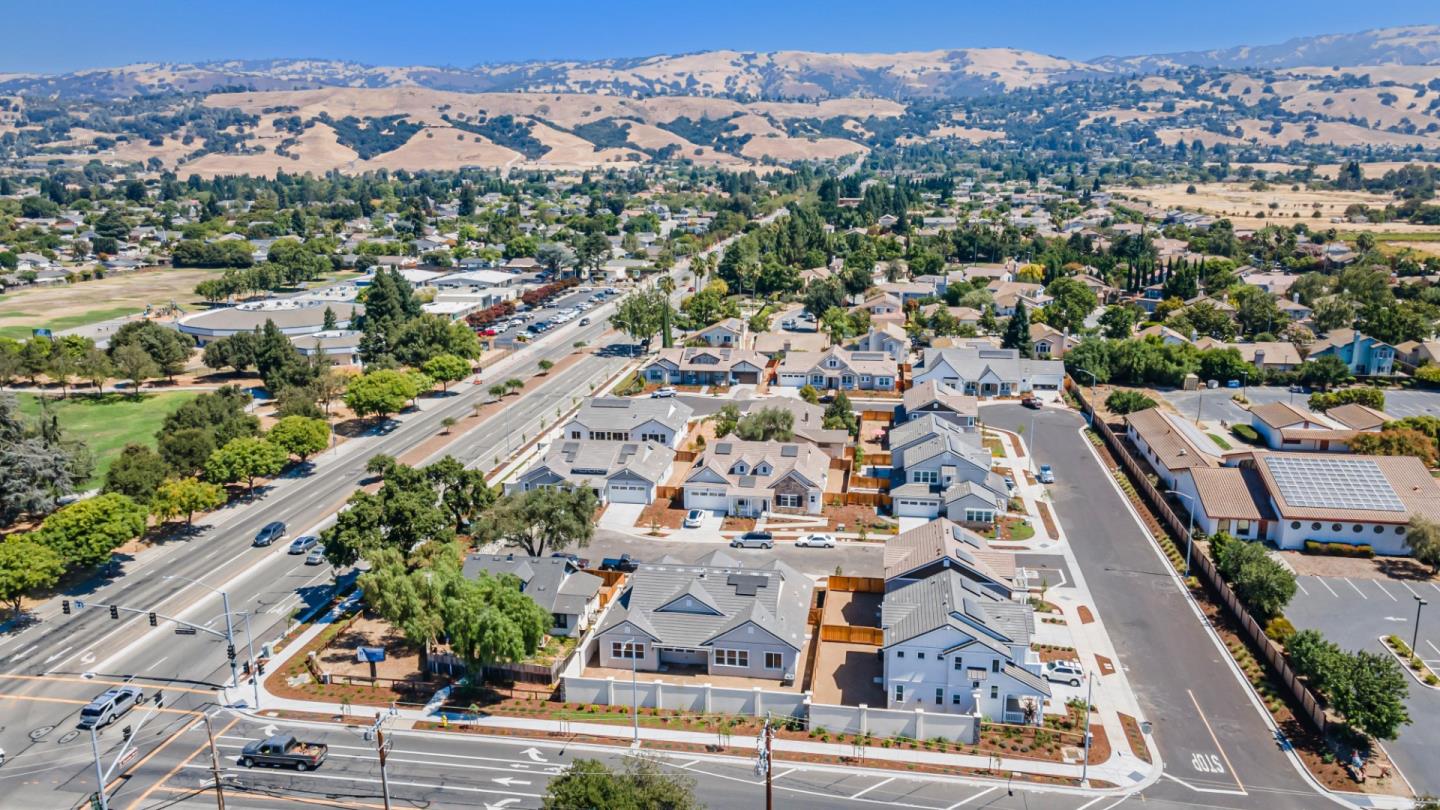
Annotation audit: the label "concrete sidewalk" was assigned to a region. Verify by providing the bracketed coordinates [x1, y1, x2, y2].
[239, 589, 1155, 791]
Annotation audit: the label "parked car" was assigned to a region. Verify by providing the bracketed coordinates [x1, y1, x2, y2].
[683, 509, 706, 529]
[1044, 660, 1084, 687]
[651, 387, 677, 398]
[288, 535, 319, 554]
[782, 319, 796, 329]
[600, 554, 638, 573]
[240, 734, 328, 771]
[1037, 465, 1055, 484]
[1226, 379, 1241, 389]
[579, 317, 591, 326]
[253, 522, 287, 547]
[731, 531, 774, 550]
[795, 533, 835, 548]
[1021, 395, 1041, 410]
[551, 552, 592, 569]
[77, 686, 143, 730]
[304, 546, 326, 566]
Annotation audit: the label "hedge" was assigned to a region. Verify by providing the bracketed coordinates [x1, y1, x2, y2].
[1303, 540, 1375, 558]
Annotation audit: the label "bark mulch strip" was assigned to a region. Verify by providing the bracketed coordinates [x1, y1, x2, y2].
[1037, 501, 1058, 538]
[1118, 713, 1151, 764]
[1077, 606, 1095, 624]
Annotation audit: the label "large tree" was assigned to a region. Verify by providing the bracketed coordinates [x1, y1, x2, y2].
[34, 493, 147, 568]
[542, 755, 701, 810]
[0, 538, 65, 620]
[610, 290, 669, 345]
[0, 393, 91, 527]
[422, 353, 471, 392]
[482, 486, 597, 557]
[344, 369, 421, 420]
[204, 437, 289, 494]
[443, 570, 552, 670]
[1002, 301, 1033, 358]
[267, 416, 331, 462]
[150, 478, 227, 528]
[103, 444, 169, 505]
[1404, 516, 1440, 575]
[108, 319, 193, 381]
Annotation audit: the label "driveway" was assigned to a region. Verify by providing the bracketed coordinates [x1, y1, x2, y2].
[981, 403, 1326, 809]
[1286, 572, 1440, 796]
[598, 502, 646, 531]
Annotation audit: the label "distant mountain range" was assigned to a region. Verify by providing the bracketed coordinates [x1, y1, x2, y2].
[3, 25, 1439, 102]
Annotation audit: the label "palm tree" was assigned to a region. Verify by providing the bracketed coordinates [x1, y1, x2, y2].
[504, 378, 524, 396]
[658, 275, 676, 296]
[487, 384, 506, 402]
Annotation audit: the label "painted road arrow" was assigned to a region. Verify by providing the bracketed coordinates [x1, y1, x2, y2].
[492, 777, 531, 787]
[520, 747, 547, 763]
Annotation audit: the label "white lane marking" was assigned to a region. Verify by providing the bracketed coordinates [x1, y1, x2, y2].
[8, 644, 39, 662]
[675, 758, 699, 768]
[1315, 577, 1340, 597]
[1095, 797, 1131, 810]
[42, 646, 72, 664]
[145, 656, 169, 672]
[772, 767, 796, 781]
[1073, 798, 1106, 810]
[849, 776, 895, 799]
[1371, 580, 1398, 602]
[1428, 640, 1440, 658]
[1159, 772, 1249, 796]
[1432, 582, 1440, 595]
[1295, 579, 1309, 596]
[945, 786, 999, 808]
[1344, 579, 1368, 600]
[181, 764, 543, 799]
[79, 650, 95, 665]
[1398, 580, 1422, 598]
[1187, 689, 1246, 794]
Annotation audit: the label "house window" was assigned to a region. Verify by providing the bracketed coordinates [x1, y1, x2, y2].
[951, 693, 963, 705]
[964, 509, 995, 523]
[777, 493, 800, 508]
[1236, 520, 1251, 535]
[1352, 524, 1363, 533]
[917, 652, 925, 660]
[894, 684, 904, 703]
[991, 659, 1000, 673]
[953, 658, 964, 670]
[990, 685, 999, 700]
[552, 613, 569, 629]
[935, 688, 944, 705]
[896, 650, 905, 659]
[1374, 525, 1385, 534]
[1311, 522, 1322, 531]
[912, 470, 939, 484]
[570, 431, 582, 439]
[1331, 523, 1342, 532]
[765, 652, 783, 670]
[861, 375, 872, 384]
[1291, 521, 1301, 530]
[611, 641, 644, 660]
[714, 649, 748, 668]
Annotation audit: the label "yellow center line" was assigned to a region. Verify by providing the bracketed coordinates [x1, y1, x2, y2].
[0, 692, 200, 716]
[150, 784, 387, 809]
[0, 672, 216, 694]
[124, 715, 236, 810]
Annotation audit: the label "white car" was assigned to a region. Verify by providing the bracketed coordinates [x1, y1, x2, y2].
[1043, 660, 1084, 687]
[683, 509, 705, 529]
[795, 533, 836, 548]
[651, 387, 677, 398]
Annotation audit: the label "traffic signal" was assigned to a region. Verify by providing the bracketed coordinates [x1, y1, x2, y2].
[256, 660, 265, 675]
[62, 600, 71, 615]
[153, 690, 164, 709]
[226, 644, 236, 661]
[148, 612, 157, 627]
[121, 725, 132, 742]
[109, 605, 118, 619]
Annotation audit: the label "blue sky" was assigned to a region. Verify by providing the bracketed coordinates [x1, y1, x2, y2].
[4, 0, 1439, 73]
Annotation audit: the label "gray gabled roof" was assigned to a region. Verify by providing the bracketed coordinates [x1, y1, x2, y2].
[895, 426, 991, 471]
[519, 440, 675, 488]
[596, 557, 813, 652]
[570, 397, 693, 435]
[461, 554, 603, 616]
[917, 347, 1065, 383]
[882, 568, 1034, 650]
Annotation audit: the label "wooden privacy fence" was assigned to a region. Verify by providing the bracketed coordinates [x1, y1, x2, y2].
[827, 575, 885, 593]
[819, 624, 885, 645]
[860, 409, 898, 422]
[849, 474, 891, 491]
[1066, 377, 1330, 737]
[843, 491, 891, 507]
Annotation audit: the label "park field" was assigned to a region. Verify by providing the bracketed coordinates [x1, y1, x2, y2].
[16, 391, 200, 489]
[1119, 182, 1440, 234]
[0, 266, 226, 340]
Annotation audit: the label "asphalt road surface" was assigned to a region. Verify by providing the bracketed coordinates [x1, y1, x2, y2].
[981, 404, 1331, 810]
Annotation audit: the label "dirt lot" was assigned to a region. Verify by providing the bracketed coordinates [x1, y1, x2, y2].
[318, 614, 426, 680]
[1121, 182, 1440, 234]
[1278, 551, 1438, 582]
[0, 266, 227, 335]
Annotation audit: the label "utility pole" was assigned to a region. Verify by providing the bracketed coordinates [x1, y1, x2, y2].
[754, 714, 774, 810]
[1080, 671, 1094, 786]
[242, 611, 260, 709]
[370, 713, 393, 810]
[204, 714, 226, 810]
[89, 727, 109, 810]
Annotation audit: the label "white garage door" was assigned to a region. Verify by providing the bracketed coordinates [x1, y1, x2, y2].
[685, 488, 729, 511]
[607, 482, 652, 504]
[893, 498, 940, 519]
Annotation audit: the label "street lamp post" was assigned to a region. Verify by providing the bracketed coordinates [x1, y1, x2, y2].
[242, 611, 261, 710]
[1414, 596, 1429, 659]
[1074, 369, 1098, 425]
[1079, 670, 1094, 786]
[163, 575, 239, 696]
[89, 726, 109, 810]
[1164, 490, 1197, 578]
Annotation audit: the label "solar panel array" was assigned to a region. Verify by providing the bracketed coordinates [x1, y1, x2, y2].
[1264, 456, 1404, 512]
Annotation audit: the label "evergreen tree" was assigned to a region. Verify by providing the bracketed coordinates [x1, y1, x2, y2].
[1003, 301, 1033, 358]
[322, 306, 337, 331]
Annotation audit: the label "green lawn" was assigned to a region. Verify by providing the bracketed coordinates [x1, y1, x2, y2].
[16, 391, 200, 488]
[0, 306, 143, 340]
[1206, 432, 1233, 450]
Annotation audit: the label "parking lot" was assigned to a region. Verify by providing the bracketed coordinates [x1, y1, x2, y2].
[486, 286, 619, 348]
[1159, 385, 1440, 425]
[1285, 572, 1440, 796]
